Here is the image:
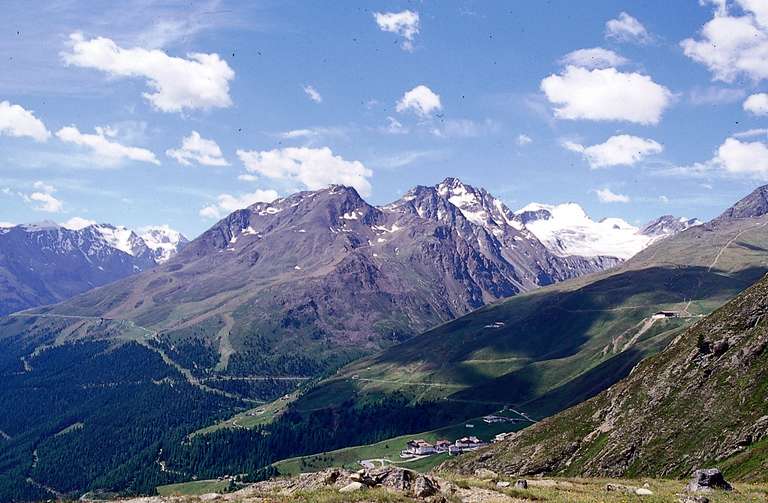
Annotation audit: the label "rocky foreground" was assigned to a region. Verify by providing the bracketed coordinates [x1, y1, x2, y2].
[124, 467, 768, 503]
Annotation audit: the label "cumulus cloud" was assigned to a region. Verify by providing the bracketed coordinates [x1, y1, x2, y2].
[517, 134, 533, 146]
[564, 134, 663, 168]
[594, 187, 631, 203]
[681, 2, 768, 82]
[22, 181, 64, 213]
[62, 33, 234, 113]
[715, 137, 768, 178]
[541, 66, 673, 124]
[662, 135, 768, 179]
[605, 12, 652, 44]
[303, 85, 322, 103]
[166, 131, 228, 166]
[374, 10, 420, 51]
[0, 101, 50, 142]
[199, 189, 279, 219]
[62, 216, 96, 230]
[560, 47, 628, 69]
[396, 85, 442, 117]
[744, 93, 768, 115]
[56, 125, 160, 165]
[237, 146, 373, 196]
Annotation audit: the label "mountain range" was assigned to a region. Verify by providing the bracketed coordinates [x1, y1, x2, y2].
[0, 178, 720, 500]
[5, 178, 695, 377]
[0, 222, 187, 316]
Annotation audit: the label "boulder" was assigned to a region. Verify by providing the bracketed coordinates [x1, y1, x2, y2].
[496, 481, 510, 488]
[412, 475, 438, 498]
[635, 487, 654, 495]
[685, 468, 732, 492]
[339, 481, 364, 493]
[514, 479, 528, 489]
[375, 467, 413, 492]
[474, 468, 498, 481]
[605, 483, 638, 493]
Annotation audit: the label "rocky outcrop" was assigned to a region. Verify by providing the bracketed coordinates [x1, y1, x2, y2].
[685, 469, 732, 493]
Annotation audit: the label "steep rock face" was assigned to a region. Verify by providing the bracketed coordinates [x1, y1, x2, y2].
[714, 185, 768, 222]
[446, 272, 768, 481]
[0, 222, 187, 315]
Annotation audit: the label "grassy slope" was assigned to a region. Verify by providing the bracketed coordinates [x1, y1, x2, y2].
[273, 410, 529, 476]
[156, 475, 768, 502]
[293, 216, 768, 422]
[445, 269, 768, 481]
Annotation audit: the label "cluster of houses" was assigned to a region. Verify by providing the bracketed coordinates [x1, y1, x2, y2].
[402, 436, 488, 458]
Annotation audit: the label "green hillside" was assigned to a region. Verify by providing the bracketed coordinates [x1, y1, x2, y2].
[445, 266, 768, 481]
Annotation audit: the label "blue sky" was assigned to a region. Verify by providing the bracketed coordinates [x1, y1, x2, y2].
[2, 0, 768, 237]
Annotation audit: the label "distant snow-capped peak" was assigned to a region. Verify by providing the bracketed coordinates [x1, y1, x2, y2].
[138, 225, 190, 263]
[49, 221, 188, 263]
[513, 202, 668, 260]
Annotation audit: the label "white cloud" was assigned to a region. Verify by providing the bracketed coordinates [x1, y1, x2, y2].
[62, 217, 96, 230]
[278, 127, 348, 141]
[560, 47, 628, 69]
[396, 85, 442, 117]
[734, 127, 768, 138]
[715, 137, 768, 178]
[382, 116, 408, 135]
[688, 86, 746, 105]
[199, 189, 279, 219]
[0, 101, 50, 142]
[744, 93, 768, 115]
[22, 181, 64, 213]
[681, 2, 768, 82]
[0, 222, 14, 228]
[517, 134, 533, 146]
[431, 118, 499, 138]
[166, 131, 228, 166]
[373, 10, 420, 51]
[62, 32, 234, 112]
[564, 134, 663, 168]
[56, 125, 160, 166]
[237, 174, 259, 182]
[303, 84, 322, 103]
[237, 146, 373, 196]
[541, 66, 673, 124]
[605, 12, 651, 44]
[663, 135, 768, 179]
[594, 187, 631, 203]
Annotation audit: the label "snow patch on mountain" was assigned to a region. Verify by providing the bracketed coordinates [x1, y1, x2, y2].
[514, 203, 651, 260]
[139, 225, 189, 263]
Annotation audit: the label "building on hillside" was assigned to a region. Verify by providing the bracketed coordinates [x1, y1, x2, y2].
[404, 439, 436, 455]
[653, 311, 679, 319]
[494, 432, 514, 443]
[455, 436, 486, 450]
[435, 440, 451, 452]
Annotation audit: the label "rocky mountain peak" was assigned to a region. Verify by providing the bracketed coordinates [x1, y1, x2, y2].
[639, 215, 701, 239]
[714, 185, 768, 222]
